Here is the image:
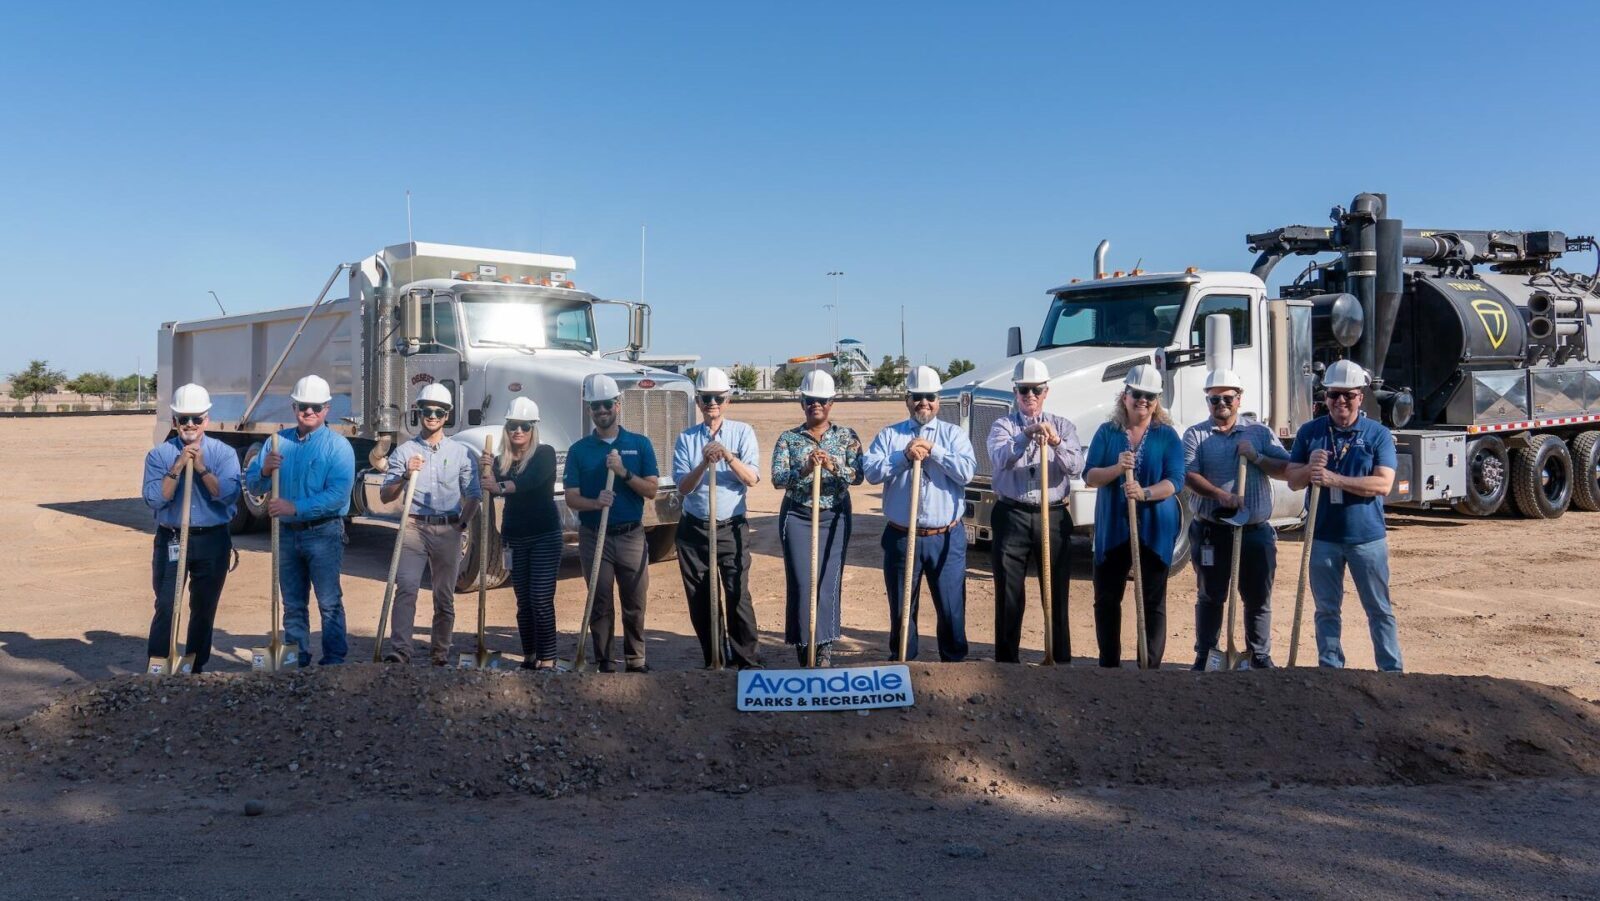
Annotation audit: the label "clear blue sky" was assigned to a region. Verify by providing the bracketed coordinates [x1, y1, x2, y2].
[6, 1, 1598, 379]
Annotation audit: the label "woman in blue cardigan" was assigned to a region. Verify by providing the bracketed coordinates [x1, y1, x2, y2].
[1083, 365, 1185, 668]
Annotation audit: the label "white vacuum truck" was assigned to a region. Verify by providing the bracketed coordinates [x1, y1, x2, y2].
[156, 241, 696, 588]
[941, 193, 1600, 565]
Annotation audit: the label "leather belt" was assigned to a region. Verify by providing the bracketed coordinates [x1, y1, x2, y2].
[159, 524, 226, 536]
[410, 513, 462, 525]
[683, 513, 745, 528]
[996, 497, 1068, 512]
[285, 515, 338, 531]
[888, 521, 957, 537]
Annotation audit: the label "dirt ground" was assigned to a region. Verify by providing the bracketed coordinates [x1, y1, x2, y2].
[3, 406, 1600, 898]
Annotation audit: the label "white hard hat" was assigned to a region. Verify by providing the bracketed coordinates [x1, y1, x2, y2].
[1123, 364, 1163, 395]
[583, 374, 622, 402]
[696, 367, 732, 394]
[1204, 369, 1244, 391]
[799, 369, 836, 399]
[290, 374, 333, 404]
[171, 383, 212, 415]
[1012, 357, 1049, 386]
[1322, 359, 1370, 390]
[505, 397, 540, 422]
[905, 366, 942, 394]
[416, 383, 453, 408]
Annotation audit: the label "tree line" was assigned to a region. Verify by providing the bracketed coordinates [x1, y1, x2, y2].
[6, 360, 156, 407]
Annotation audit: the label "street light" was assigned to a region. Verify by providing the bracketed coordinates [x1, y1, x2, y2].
[825, 271, 844, 357]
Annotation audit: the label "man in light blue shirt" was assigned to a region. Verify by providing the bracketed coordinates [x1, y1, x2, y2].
[245, 374, 355, 666]
[142, 384, 241, 673]
[864, 366, 976, 661]
[673, 368, 764, 668]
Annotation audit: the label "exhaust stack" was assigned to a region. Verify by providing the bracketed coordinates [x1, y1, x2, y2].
[1094, 240, 1110, 279]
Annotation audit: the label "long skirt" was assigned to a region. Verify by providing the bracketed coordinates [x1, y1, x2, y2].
[779, 497, 851, 646]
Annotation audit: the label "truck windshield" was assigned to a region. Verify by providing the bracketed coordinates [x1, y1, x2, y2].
[1036, 283, 1188, 349]
[460, 292, 596, 352]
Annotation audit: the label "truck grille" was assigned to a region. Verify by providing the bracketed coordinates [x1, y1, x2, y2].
[937, 398, 1010, 480]
[619, 388, 691, 463]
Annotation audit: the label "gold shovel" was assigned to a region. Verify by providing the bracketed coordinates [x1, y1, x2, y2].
[251, 434, 295, 672]
[1209, 456, 1251, 671]
[1287, 485, 1321, 667]
[460, 435, 506, 670]
[806, 453, 823, 668]
[149, 458, 195, 675]
[371, 470, 419, 663]
[1038, 436, 1056, 666]
[708, 462, 726, 670]
[567, 470, 615, 673]
[896, 456, 923, 663]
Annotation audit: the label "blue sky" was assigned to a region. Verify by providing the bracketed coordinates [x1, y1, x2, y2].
[6, 1, 1598, 378]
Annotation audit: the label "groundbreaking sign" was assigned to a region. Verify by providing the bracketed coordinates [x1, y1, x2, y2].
[737, 665, 914, 712]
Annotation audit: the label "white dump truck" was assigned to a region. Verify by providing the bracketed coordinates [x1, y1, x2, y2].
[941, 192, 1600, 566]
[156, 242, 696, 588]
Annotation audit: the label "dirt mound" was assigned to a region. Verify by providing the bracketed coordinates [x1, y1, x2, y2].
[4, 665, 1598, 802]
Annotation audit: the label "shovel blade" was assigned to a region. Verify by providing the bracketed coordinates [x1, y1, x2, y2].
[459, 651, 509, 671]
[1204, 648, 1226, 672]
[251, 646, 296, 672]
[146, 657, 171, 676]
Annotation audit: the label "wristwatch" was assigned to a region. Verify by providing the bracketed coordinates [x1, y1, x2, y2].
[1141, 487, 1151, 502]
[619, 469, 633, 483]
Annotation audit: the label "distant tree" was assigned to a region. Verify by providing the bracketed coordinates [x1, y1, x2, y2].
[773, 367, 804, 392]
[834, 365, 855, 389]
[8, 360, 65, 406]
[942, 359, 976, 381]
[65, 371, 116, 406]
[730, 364, 760, 391]
[869, 355, 906, 390]
[684, 366, 699, 383]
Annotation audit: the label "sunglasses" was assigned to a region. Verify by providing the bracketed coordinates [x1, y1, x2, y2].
[908, 393, 937, 403]
[173, 414, 204, 426]
[1326, 390, 1361, 402]
[588, 400, 615, 412]
[295, 403, 325, 414]
[801, 395, 830, 407]
[506, 421, 534, 433]
[417, 405, 449, 419]
[1015, 385, 1047, 396]
[1206, 394, 1239, 406]
[698, 394, 726, 406]
[1127, 389, 1159, 403]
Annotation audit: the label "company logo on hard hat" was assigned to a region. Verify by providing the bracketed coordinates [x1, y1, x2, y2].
[1471, 299, 1508, 350]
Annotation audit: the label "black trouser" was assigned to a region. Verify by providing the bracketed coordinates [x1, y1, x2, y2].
[147, 525, 231, 671]
[676, 514, 761, 668]
[990, 499, 1072, 663]
[1190, 520, 1276, 660]
[1092, 541, 1168, 668]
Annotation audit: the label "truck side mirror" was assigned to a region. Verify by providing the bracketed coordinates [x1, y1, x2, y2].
[401, 289, 425, 352]
[1006, 326, 1022, 358]
[629, 305, 652, 355]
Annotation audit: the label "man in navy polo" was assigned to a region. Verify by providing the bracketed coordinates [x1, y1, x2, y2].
[565, 374, 659, 672]
[1286, 360, 1403, 672]
[141, 383, 241, 673]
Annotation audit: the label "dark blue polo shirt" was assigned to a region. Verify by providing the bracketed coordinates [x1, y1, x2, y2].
[563, 427, 659, 528]
[1289, 413, 1397, 545]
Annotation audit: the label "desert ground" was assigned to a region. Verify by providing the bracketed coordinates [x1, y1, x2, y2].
[2, 404, 1598, 899]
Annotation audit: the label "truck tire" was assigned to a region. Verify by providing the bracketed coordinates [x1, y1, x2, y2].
[1169, 492, 1195, 570]
[1569, 431, 1600, 512]
[1509, 434, 1573, 520]
[646, 523, 679, 563]
[456, 503, 509, 592]
[1452, 436, 1510, 517]
[233, 441, 269, 534]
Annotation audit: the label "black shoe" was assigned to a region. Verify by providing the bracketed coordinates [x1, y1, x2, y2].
[382, 653, 405, 665]
[795, 645, 809, 666]
[817, 643, 833, 668]
[625, 663, 651, 674]
[735, 662, 764, 671]
[1251, 655, 1276, 670]
[1191, 653, 1208, 672]
[597, 659, 616, 673]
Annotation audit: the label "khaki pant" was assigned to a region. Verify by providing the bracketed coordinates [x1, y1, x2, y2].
[389, 520, 464, 663]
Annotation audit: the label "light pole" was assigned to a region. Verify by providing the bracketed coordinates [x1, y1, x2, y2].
[823, 303, 836, 350]
[825, 271, 844, 354]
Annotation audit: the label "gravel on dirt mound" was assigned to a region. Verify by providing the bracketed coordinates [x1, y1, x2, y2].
[4, 665, 1597, 803]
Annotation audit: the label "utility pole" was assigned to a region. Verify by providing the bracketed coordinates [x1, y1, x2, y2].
[900, 305, 907, 376]
[826, 271, 844, 354]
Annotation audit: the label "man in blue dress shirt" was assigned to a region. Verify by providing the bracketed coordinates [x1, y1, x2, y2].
[673, 367, 764, 669]
[141, 384, 241, 673]
[245, 374, 356, 666]
[864, 366, 977, 662]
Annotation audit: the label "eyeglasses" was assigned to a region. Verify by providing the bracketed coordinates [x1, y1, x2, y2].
[417, 405, 449, 419]
[801, 395, 830, 407]
[588, 400, 616, 412]
[295, 403, 325, 414]
[506, 421, 534, 433]
[173, 415, 204, 426]
[1206, 394, 1239, 407]
[1127, 389, 1159, 403]
[1326, 390, 1361, 403]
[1015, 385, 1047, 396]
[908, 393, 937, 403]
[697, 394, 726, 406]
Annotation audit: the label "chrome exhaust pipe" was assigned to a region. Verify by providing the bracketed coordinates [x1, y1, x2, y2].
[1094, 239, 1110, 279]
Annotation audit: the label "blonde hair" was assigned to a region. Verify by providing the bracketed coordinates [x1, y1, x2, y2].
[1109, 389, 1173, 429]
[495, 424, 539, 478]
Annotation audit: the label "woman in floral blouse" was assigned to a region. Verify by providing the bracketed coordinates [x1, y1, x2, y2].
[770, 370, 863, 667]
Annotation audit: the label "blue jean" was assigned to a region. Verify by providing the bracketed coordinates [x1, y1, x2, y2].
[880, 526, 968, 662]
[1308, 538, 1403, 672]
[279, 518, 349, 665]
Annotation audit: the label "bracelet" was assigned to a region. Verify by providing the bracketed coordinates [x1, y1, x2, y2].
[164, 472, 178, 480]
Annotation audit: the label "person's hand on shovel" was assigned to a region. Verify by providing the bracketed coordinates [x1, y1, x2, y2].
[606, 449, 628, 477]
[802, 448, 834, 476]
[595, 489, 615, 508]
[1123, 477, 1144, 501]
[1117, 449, 1136, 472]
[260, 448, 283, 477]
[904, 438, 933, 463]
[1308, 448, 1332, 486]
[267, 497, 297, 518]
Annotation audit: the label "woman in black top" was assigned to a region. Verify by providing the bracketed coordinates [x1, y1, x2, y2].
[480, 397, 561, 669]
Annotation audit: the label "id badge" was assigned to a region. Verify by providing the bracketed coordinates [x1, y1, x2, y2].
[1199, 544, 1215, 568]
[1329, 487, 1345, 505]
[502, 547, 514, 572]
[167, 541, 180, 563]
